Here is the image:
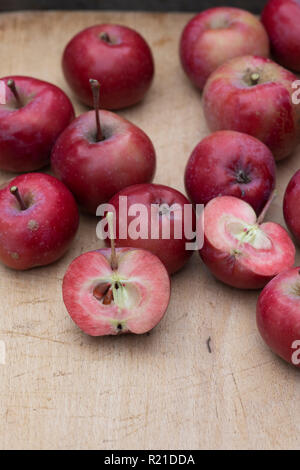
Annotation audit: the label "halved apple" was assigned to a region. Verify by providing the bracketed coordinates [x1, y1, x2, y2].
[63, 247, 171, 336]
[199, 196, 295, 289]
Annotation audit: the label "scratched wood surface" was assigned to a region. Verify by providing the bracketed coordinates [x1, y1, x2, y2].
[0, 10, 299, 451]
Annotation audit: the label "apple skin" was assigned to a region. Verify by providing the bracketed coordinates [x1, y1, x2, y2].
[262, 0, 300, 72]
[203, 55, 300, 161]
[63, 247, 171, 336]
[283, 170, 300, 245]
[107, 183, 195, 274]
[51, 110, 156, 215]
[0, 173, 79, 270]
[180, 7, 269, 90]
[257, 267, 300, 367]
[199, 196, 295, 289]
[62, 24, 154, 110]
[0, 76, 75, 172]
[184, 130, 276, 216]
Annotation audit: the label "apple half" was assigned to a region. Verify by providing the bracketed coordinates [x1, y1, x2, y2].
[199, 196, 295, 289]
[63, 247, 171, 336]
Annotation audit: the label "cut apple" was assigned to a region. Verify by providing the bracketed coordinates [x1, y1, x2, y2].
[199, 195, 295, 289]
[63, 247, 171, 336]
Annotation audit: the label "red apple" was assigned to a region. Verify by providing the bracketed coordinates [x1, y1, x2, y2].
[262, 0, 300, 72]
[185, 130, 276, 216]
[180, 7, 269, 90]
[203, 55, 300, 161]
[283, 169, 300, 245]
[0, 173, 79, 270]
[0, 76, 74, 172]
[106, 183, 195, 274]
[63, 213, 170, 336]
[257, 267, 300, 367]
[51, 80, 156, 215]
[62, 24, 154, 110]
[199, 195, 295, 289]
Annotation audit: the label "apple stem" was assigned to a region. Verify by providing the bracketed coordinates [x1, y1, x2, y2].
[7, 79, 23, 107]
[106, 212, 118, 270]
[89, 79, 104, 142]
[250, 72, 260, 85]
[257, 190, 277, 225]
[10, 186, 27, 210]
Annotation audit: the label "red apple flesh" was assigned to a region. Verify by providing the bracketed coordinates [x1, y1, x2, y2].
[180, 7, 269, 90]
[262, 0, 300, 72]
[199, 195, 295, 289]
[257, 267, 300, 367]
[203, 55, 300, 161]
[283, 169, 300, 245]
[185, 130, 276, 216]
[107, 183, 195, 274]
[63, 247, 170, 336]
[0, 76, 74, 172]
[62, 24, 154, 109]
[0, 173, 79, 270]
[51, 81, 156, 214]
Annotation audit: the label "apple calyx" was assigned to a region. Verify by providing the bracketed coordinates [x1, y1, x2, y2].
[7, 79, 23, 108]
[10, 186, 27, 211]
[99, 31, 111, 43]
[235, 169, 251, 184]
[89, 78, 104, 142]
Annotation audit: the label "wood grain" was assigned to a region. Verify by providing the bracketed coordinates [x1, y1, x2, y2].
[0, 11, 299, 450]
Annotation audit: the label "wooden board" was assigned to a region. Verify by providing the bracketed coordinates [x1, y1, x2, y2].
[0, 10, 299, 451]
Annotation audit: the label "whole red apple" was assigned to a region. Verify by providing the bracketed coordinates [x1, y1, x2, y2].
[262, 0, 300, 72]
[0, 173, 79, 270]
[0, 76, 74, 172]
[62, 24, 154, 110]
[106, 183, 195, 274]
[51, 80, 156, 214]
[199, 195, 295, 289]
[63, 214, 170, 336]
[180, 7, 269, 90]
[283, 169, 300, 245]
[203, 55, 300, 161]
[257, 267, 300, 367]
[185, 130, 276, 216]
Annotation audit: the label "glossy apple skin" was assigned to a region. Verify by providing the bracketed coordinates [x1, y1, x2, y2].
[51, 110, 156, 215]
[63, 247, 171, 336]
[199, 196, 295, 289]
[62, 24, 154, 110]
[180, 7, 269, 90]
[185, 130, 276, 216]
[283, 170, 300, 245]
[262, 0, 300, 72]
[257, 267, 300, 367]
[203, 56, 300, 161]
[0, 173, 79, 270]
[107, 184, 195, 274]
[0, 76, 74, 172]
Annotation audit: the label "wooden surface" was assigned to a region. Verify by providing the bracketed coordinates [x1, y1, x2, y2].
[0, 10, 299, 451]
